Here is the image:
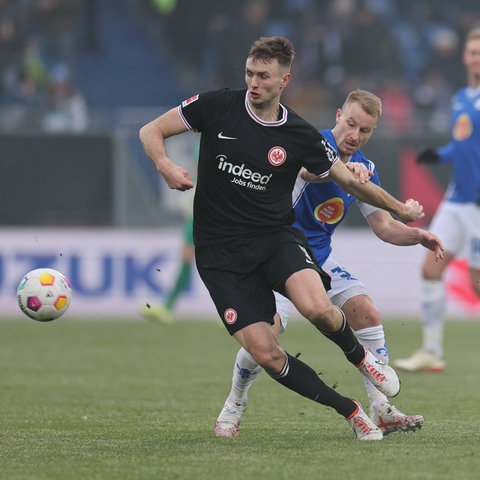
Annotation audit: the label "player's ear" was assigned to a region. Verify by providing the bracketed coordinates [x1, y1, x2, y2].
[280, 72, 291, 89]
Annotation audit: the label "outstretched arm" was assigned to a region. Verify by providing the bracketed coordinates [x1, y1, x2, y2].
[328, 160, 424, 223]
[139, 108, 194, 191]
[301, 162, 373, 184]
[366, 209, 445, 261]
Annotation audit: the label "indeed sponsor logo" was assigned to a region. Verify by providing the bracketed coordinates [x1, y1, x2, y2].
[217, 155, 272, 186]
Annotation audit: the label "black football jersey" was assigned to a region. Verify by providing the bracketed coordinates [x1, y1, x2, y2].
[178, 88, 338, 246]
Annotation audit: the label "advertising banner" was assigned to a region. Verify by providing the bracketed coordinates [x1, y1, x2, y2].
[0, 228, 213, 319]
[1, 228, 478, 320]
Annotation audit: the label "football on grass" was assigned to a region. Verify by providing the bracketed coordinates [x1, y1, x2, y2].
[17, 268, 72, 322]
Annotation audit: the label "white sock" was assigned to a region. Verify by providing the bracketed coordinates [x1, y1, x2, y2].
[420, 279, 445, 358]
[227, 347, 263, 405]
[356, 325, 388, 406]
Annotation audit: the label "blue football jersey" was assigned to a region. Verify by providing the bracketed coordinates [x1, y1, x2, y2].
[437, 86, 480, 204]
[292, 129, 381, 264]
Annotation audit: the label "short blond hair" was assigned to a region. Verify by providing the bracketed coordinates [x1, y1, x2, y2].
[343, 89, 382, 119]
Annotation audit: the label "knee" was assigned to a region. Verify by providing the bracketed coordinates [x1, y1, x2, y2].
[249, 346, 286, 375]
[349, 306, 381, 331]
[304, 303, 340, 332]
[369, 308, 381, 326]
[360, 305, 381, 327]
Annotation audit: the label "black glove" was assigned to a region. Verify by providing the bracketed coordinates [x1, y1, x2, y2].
[417, 147, 440, 164]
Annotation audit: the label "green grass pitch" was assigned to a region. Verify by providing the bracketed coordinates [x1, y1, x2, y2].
[1, 316, 479, 480]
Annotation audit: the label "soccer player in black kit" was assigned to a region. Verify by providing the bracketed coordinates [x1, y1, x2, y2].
[139, 36, 424, 440]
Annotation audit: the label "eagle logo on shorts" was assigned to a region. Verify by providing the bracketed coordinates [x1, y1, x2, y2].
[268, 146, 286, 166]
[224, 308, 238, 324]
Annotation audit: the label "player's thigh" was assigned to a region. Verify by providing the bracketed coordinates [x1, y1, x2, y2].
[203, 269, 275, 334]
[429, 202, 480, 258]
[195, 248, 275, 335]
[264, 228, 331, 300]
[422, 249, 453, 279]
[322, 254, 379, 329]
[284, 268, 332, 319]
[322, 254, 368, 306]
[464, 204, 480, 269]
[461, 203, 480, 294]
[423, 203, 464, 278]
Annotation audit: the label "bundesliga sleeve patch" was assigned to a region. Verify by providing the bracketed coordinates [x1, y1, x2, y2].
[182, 94, 199, 108]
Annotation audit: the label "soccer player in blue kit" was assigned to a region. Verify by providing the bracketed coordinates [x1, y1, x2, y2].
[140, 37, 426, 440]
[394, 27, 480, 373]
[214, 89, 444, 438]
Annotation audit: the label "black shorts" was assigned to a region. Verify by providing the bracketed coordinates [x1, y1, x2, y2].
[195, 226, 331, 335]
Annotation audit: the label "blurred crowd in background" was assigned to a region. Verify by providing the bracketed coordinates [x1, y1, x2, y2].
[1, 0, 480, 134]
[0, 0, 87, 131]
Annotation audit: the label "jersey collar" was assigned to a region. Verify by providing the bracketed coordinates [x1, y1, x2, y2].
[466, 85, 480, 98]
[244, 91, 288, 126]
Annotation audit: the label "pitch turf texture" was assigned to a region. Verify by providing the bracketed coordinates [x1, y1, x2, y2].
[1, 317, 479, 480]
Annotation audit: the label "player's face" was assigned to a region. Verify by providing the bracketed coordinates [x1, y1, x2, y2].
[333, 102, 377, 159]
[245, 58, 290, 110]
[463, 38, 480, 86]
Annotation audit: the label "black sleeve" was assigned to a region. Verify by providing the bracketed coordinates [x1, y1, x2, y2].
[302, 131, 338, 177]
[180, 89, 232, 133]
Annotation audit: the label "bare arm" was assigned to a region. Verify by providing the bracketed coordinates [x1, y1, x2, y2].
[328, 161, 424, 223]
[366, 209, 445, 261]
[139, 107, 194, 191]
[300, 163, 373, 184]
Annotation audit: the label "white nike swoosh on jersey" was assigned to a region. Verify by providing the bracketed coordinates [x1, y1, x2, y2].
[217, 132, 237, 140]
